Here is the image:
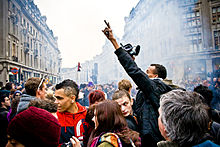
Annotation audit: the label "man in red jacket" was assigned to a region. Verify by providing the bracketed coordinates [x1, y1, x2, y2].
[55, 79, 89, 146]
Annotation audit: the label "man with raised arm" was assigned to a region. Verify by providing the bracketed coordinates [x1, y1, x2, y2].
[102, 21, 172, 146]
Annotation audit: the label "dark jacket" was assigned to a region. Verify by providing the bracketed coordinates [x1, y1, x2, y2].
[211, 109, 220, 124]
[115, 48, 172, 143]
[210, 121, 220, 145]
[125, 115, 138, 132]
[0, 107, 9, 147]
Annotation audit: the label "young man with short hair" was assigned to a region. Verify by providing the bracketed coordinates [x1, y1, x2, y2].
[55, 79, 89, 146]
[112, 89, 138, 132]
[17, 77, 46, 114]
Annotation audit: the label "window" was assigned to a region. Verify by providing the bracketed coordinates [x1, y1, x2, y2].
[218, 7, 220, 13]
[187, 13, 191, 18]
[27, 23, 29, 31]
[214, 31, 220, 49]
[213, 8, 216, 14]
[12, 4, 15, 13]
[197, 19, 201, 25]
[30, 26, 32, 34]
[8, 18, 10, 32]
[12, 43, 16, 56]
[31, 55, 32, 66]
[196, 11, 200, 17]
[8, 41, 10, 56]
[192, 20, 196, 26]
[31, 39, 32, 49]
[23, 18, 26, 26]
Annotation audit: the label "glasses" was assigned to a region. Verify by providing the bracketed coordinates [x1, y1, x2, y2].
[37, 78, 45, 90]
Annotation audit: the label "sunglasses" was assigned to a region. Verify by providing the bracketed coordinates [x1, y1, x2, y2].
[37, 78, 45, 90]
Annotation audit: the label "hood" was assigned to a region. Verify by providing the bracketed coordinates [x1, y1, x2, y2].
[152, 79, 173, 95]
[17, 94, 37, 114]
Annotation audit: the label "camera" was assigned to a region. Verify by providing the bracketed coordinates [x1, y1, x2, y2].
[120, 43, 140, 57]
[63, 141, 72, 147]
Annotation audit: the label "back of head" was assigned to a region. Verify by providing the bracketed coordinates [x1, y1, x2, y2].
[150, 64, 167, 79]
[194, 84, 213, 106]
[160, 90, 210, 146]
[5, 82, 14, 90]
[7, 106, 61, 147]
[112, 89, 131, 101]
[25, 77, 42, 96]
[90, 100, 140, 147]
[118, 79, 132, 92]
[88, 90, 105, 105]
[28, 99, 58, 113]
[94, 100, 127, 134]
[55, 79, 79, 100]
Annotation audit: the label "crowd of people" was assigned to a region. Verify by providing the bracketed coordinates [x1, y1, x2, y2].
[0, 22, 220, 147]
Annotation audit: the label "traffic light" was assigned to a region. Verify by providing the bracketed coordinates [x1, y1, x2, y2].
[77, 62, 81, 72]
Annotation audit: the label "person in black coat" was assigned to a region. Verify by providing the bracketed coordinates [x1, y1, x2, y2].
[0, 93, 10, 147]
[102, 21, 172, 146]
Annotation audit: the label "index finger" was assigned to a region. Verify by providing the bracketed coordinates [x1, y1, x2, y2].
[104, 20, 111, 28]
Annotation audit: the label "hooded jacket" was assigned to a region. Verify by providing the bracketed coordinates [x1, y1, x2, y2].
[16, 94, 36, 114]
[57, 102, 89, 145]
[115, 48, 172, 144]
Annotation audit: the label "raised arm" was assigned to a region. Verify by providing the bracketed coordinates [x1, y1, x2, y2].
[102, 20, 120, 50]
[102, 21, 153, 95]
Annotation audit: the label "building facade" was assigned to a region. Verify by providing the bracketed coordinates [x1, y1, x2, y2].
[62, 0, 220, 85]
[121, 0, 220, 83]
[0, 0, 62, 85]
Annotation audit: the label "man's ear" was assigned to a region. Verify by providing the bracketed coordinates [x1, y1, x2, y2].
[36, 89, 41, 98]
[71, 95, 76, 103]
[130, 98, 133, 106]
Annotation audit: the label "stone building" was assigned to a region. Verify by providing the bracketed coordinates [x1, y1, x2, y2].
[0, 0, 62, 85]
[62, 0, 220, 85]
[121, 0, 220, 83]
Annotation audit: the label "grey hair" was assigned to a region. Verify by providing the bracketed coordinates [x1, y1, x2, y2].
[160, 90, 210, 146]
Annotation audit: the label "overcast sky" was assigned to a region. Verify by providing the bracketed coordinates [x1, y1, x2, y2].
[34, 0, 139, 68]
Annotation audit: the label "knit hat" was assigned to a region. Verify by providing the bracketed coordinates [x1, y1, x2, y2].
[7, 106, 61, 147]
[88, 81, 94, 87]
[13, 90, 22, 97]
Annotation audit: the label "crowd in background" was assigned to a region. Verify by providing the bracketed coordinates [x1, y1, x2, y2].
[0, 73, 220, 147]
[0, 23, 220, 147]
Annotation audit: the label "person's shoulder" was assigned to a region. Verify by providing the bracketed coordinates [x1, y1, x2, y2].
[157, 140, 179, 147]
[20, 94, 36, 101]
[193, 140, 219, 147]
